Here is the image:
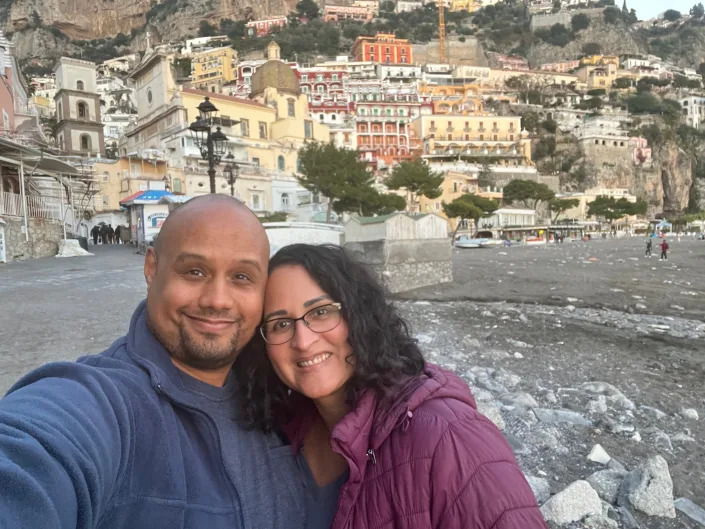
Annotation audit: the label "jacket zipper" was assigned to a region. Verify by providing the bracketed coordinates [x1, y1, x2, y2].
[156, 384, 247, 529]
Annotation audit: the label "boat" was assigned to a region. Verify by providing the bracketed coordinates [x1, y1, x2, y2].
[525, 237, 547, 246]
[479, 239, 505, 248]
[455, 235, 489, 248]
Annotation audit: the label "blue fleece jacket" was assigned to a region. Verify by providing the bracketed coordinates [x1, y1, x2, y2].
[0, 301, 305, 529]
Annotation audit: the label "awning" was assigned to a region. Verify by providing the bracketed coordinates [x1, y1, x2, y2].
[0, 137, 78, 175]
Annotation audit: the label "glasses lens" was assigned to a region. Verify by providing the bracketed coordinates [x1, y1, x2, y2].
[262, 319, 294, 345]
[304, 304, 341, 334]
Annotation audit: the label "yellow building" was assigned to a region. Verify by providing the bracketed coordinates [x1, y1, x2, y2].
[580, 55, 620, 68]
[575, 62, 618, 90]
[190, 47, 238, 93]
[411, 115, 532, 166]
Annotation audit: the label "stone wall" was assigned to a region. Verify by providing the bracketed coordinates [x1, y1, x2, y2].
[412, 38, 488, 67]
[344, 239, 452, 294]
[530, 12, 572, 31]
[3, 217, 63, 262]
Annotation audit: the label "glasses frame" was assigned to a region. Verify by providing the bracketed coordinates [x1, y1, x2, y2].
[260, 302, 343, 345]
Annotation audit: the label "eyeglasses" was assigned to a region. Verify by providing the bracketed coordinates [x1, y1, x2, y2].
[260, 303, 343, 345]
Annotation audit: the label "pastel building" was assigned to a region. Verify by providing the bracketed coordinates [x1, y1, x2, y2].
[352, 33, 413, 65]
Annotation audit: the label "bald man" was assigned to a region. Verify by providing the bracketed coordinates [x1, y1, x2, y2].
[0, 195, 305, 529]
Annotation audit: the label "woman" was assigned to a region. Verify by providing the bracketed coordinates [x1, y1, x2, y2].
[238, 244, 546, 529]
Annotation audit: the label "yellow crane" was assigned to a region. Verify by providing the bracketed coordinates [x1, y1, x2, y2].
[438, 0, 447, 63]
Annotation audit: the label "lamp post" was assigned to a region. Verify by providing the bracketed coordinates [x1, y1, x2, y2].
[188, 97, 228, 194]
[223, 152, 239, 197]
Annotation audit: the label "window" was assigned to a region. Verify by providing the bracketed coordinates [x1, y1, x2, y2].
[258, 121, 267, 139]
[2, 110, 8, 131]
[102, 171, 109, 182]
[76, 80, 84, 90]
[332, 74, 338, 81]
[80, 134, 91, 151]
[173, 178, 182, 194]
[240, 119, 250, 137]
[102, 195, 109, 206]
[78, 102, 87, 119]
[287, 99, 296, 117]
[304, 120, 313, 139]
[281, 193, 290, 208]
[317, 85, 324, 93]
[277, 155, 285, 171]
[509, 134, 515, 141]
[401, 57, 407, 64]
[316, 74, 323, 81]
[252, 194, 261, 210]
[252, 157, 260, 168]
[302, 74, 308, 82]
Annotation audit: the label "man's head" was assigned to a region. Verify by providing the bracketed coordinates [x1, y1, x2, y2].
[144, 195, 270, 374]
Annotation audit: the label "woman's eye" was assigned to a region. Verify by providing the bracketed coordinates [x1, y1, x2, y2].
[315, 307, 329, 316]
[273, 320, 292, 331]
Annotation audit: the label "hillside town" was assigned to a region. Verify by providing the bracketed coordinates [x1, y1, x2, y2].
[0, 1, 705, 529]
[1, 0, 704, 260]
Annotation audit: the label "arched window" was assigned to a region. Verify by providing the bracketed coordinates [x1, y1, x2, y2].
[80, 134, 91, 152]
[172, 178, 182, 194]
[277, 155, 285, 171]
[77, 102, 87, 119]
[296, 158, 302, 172]
[281, 193, 290, 209]
[76, 80, 84, 91]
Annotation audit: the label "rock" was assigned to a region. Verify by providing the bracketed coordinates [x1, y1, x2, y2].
[540, 480, 602, 525]
[587, 396, 608, 414]
[56, 239, 94, 258]
[621, 455, 676, 518]
[526, 476, 551, 504]
[469, 387, 495, 403]
[587, 444, 612, 465]
[461, 335, 482, 350]
[681, 408, 699, 420]
[635, 303, 647, 310]
[651, 430, 673, 451]
[587, 469, 626, 503]
[639, 405, 667, 420]
[506, 338, 532, 348]
[533, 430, 561, 451]
[617, 506, 640, 529]
[607, 459, 628, 473]
[494, 368, 521, 388]
[518, 314, 529, 324]
[670, 304, 685, 311]
[504, 432, 529, 455]
[513, 352, 524, 359]
[499, 392, 539, 409]
[675, 498, 705, 527]
[481, 310, 494, 317]
[582, 514, 619, 529]
[606, 394, 635, 411]
[567, 297, 579, 303]
[671, 432, 696, 443]
[566, 304, 576, 312]
[580, 381, 622, 397]
[475, 375, 509, 394]
[631, 432, 642, 442]
[477, 402, 505, 431]
[541, 390, 558, 404]
[534, 408, 592, 426]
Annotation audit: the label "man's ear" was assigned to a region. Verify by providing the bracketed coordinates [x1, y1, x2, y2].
[144, 247, 157, 289]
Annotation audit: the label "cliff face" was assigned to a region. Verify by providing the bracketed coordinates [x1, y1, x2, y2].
[3, 0, 297, 43]
[579, 140, 692, 217]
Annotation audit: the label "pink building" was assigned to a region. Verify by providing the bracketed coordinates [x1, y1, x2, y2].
[323, 5, 374, 22]
[487, 53, 530, 71]
[540, 60, 580, 73]
[297, 68, 349, 100]
[630, 137, 652, 166]
[246, 16, 288, 37]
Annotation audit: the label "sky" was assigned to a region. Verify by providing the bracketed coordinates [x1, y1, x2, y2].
[634, 0, 696, 19]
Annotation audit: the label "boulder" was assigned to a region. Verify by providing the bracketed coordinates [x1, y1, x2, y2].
[476, 402, 505, 431]
[680, 408, 699, 421]
[499, 392, 539, 409]
[621, 455, 676, 518]
[534, 408, 592, 426]
[525, 475, 551, 504]
[587, 469, 626, 503]
[587, 444, 611, 465]
[582, 514, 619, 529]
[675, 498, 705, 527]
[540, 480, 602, 525]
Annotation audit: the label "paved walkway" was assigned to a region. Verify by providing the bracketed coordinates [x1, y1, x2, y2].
[0, 245, 146, 393]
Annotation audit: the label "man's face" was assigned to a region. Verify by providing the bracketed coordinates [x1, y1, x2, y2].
[144, 204, 269, 371]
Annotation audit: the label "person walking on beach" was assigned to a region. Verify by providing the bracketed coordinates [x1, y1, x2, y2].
[645, 239, 652, 258]
[660, 239, 669, 261]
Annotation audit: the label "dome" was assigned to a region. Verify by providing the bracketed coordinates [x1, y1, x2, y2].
[250, 60, 301, 98]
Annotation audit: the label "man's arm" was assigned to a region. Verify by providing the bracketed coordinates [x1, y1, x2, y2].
[0, 363, 132, 529]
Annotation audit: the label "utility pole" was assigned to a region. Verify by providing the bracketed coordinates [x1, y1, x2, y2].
[438, 0, 447, 63]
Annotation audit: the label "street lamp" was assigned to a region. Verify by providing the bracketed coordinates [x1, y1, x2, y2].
[188, 97, 228, 194]
[223, 152, 239, 198]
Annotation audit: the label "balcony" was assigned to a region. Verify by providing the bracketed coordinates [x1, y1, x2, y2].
[0, 191, 60, 220]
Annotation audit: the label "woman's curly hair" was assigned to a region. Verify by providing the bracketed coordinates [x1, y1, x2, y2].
[236, 243, 425, 433]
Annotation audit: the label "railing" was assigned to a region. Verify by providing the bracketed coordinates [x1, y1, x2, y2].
[0, 192, 60, 220]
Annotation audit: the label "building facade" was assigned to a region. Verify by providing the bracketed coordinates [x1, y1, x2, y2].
[352, 33, 413, 64]
[190, 47, 238, 93]
[246, 16, 288, 37]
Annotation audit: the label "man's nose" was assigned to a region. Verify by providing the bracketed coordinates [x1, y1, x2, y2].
[199, 276, 234, 312]
[290, 319, 319, 351]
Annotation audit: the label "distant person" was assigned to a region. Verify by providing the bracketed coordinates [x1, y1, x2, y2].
[660, 239, 669, 261]
[107, 224, 115, 244]
[240, 243, 547, 529]
[115, 225, 121, 244]
[99, 223, 109, 245]
[645, 239, 652, 258]
[90, 225, 99, 246]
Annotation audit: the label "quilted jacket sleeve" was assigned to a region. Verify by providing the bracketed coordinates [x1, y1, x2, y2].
[429, 412, 548, 529]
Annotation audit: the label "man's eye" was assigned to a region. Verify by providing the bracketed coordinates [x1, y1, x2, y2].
[187, 269, 205, 277]
[234, 273, 251, 282]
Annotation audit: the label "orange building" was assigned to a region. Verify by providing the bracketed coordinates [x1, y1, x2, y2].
[352, 33, 413, 65]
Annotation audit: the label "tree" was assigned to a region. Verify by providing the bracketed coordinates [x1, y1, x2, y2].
[296, 0, 320, 19]
[627, 92, 662, 114]
[571, 13, 590, 31]
[297, 142, 375, 223]
[443, 194, 499, 240]
[503, 179, 556, 210]
[521, 111, 541, 134]
[552, 0, 562, 13]
[691, 3, 705, 19]
[198, 20, 217, 37]
[587, 196, 648, 228]
[386, 159, 443, 212]
[663, 9, 681, 21]
[582, 42, 602, 55]
[549, 198, 579, 223]
[603, 6, 622, 24]
[477, 163, 494, 190]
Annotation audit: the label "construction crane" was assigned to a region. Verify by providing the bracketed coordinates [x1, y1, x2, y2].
[438, 0, 447, 63]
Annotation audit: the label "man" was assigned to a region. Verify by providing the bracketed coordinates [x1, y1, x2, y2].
[660, 238, 669, 261]
[114, 225, 121, 244]
[107, 224, 115, 244]
[99, 223, 109, 244]
[645, 238, 652, 258]
[0, 195, 305, 529]
[90, 225, 99, 246]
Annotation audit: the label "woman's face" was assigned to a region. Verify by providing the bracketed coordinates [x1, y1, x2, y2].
[263, 265, 355, 402]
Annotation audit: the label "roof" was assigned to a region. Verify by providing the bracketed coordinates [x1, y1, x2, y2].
[120, 190, 172, 206]
[159, 195, 192, 204]
[250, 60, 301, 98]
[181, 87, 270, 109]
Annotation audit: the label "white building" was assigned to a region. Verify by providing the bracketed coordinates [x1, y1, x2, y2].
[181, 36, 231, 56]
[679, 96, 705, 129]
[483, 207, 536, 229]
[396, 0, 423, 12]
[377, 64, 422, 83]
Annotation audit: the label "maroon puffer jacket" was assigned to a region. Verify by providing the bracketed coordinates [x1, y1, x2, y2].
[284, 364, 547, 529]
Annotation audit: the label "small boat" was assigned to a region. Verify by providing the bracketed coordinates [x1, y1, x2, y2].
[479, 239, 505, 248]
[525, 237, 547, 246]
[455, 235, 489, 248]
